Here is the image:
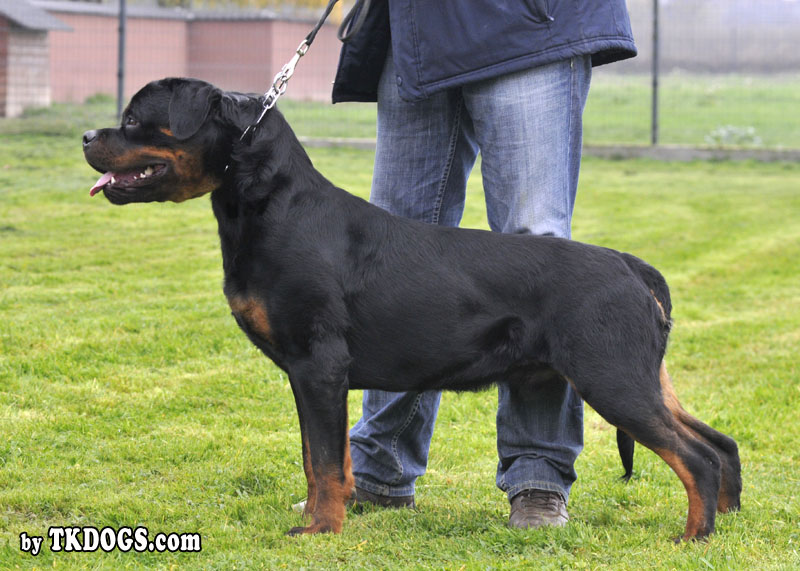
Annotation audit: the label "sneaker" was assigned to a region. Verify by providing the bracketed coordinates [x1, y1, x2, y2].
[292, 487, 415, 513]
[508, 489, 569, 529]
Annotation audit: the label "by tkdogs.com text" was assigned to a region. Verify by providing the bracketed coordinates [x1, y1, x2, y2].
[19, 527, 201, 556]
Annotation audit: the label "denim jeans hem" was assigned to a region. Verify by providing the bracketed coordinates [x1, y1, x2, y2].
[354, 474, 416, 498]
[503, 480, 569, 504]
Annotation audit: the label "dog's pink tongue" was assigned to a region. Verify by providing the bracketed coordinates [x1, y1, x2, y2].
[90, 172, 114, 196]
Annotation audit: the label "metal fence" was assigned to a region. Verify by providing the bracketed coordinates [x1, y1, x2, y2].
[600, 0, 800, 150]
[275, 0, 800, 151]
[106, 0, 800, 150]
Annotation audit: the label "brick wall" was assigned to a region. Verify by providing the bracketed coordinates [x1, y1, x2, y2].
[188, 18, 339, 101]
[187, 19, 273, 93]
[265, 19, 341, 103]
[44, 9, 340, 105]
[1, 23, 50, 118]
[47, 11, 187, 103]
[0, 17, 8, 116]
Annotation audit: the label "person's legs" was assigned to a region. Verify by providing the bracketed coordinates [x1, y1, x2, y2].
[462, 56, 592, 505]
[350, 52, 479, 498]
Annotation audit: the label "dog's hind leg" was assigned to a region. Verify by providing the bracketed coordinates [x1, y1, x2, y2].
[572, 368, 722, 541]
[658, 363, 741, 513]
[648, 428, 721, 541]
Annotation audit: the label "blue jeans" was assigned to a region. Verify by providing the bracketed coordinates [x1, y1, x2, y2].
[350, 53, 592, 503]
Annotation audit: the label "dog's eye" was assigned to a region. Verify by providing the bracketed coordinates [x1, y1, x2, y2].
[124, 116, 139, 128]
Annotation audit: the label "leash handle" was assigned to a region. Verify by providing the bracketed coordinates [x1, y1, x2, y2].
[306, 0, 340, 46]
[338, 0, 372, 42]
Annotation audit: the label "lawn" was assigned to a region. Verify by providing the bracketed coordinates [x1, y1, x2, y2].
[1, 99, 799, 569]
[279, 72, 800, 149]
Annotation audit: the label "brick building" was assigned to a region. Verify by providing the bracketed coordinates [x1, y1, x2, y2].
[0, 1, 341, 117]
[38, 0, 341, 105]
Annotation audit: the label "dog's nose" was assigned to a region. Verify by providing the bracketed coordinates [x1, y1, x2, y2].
[82, 130, 98, 148]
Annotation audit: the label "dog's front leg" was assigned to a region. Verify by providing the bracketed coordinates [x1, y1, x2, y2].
[286, 347, 354, 536]
[288, 382, 317, 518]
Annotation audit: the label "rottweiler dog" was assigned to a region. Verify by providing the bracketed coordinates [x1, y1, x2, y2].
[83, 78, 741, 540]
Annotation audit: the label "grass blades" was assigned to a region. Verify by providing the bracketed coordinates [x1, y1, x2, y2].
[1, 97, 799, 569]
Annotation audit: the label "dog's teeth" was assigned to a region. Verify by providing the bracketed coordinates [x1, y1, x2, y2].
[111, 176, 116, 184]
[144, 166, 153, 176]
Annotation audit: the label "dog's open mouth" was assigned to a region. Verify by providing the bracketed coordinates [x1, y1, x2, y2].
[90, 164, 168, 196]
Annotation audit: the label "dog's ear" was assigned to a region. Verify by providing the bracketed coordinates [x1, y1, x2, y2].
[168, 82, 219, 140]
[218, 92, 259, 132]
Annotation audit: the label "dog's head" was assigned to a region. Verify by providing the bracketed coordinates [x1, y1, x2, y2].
[83, 78, 257, 204]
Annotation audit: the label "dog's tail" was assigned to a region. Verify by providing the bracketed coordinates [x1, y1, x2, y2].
[617, 429, 635, 481]
[616, 253, 673, 481]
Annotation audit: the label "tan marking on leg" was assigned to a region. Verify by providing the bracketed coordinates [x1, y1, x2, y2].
[660, 361, 684, 417]
[307, 471, 349, 534]
[228, 296, 273, 344]
[660, 362, 737, 513]
[296, 411, 354, 535]
[656, 447, 706, 540]
[563, 376, 584, 400]
[343, 413, 355, 502]
[717, 485, 736, 513]
[302, 434, 317, 517]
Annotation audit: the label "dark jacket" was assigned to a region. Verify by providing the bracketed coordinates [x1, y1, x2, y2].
[332, 0, 637, 103]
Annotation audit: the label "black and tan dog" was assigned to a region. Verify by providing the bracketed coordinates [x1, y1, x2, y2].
[83, 78, 741, 540]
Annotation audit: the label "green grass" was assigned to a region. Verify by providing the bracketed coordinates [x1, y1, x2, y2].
[282, 73, 800, 149]
[1, 100, 799, 569]
[583, 73, 800, 148]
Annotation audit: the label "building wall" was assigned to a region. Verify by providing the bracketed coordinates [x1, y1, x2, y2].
[0, 17, 8, 116]
[187, 20, 273, 94]
[47, 11, 187, 103]
[43, 9, 340, 105]
[266, 19, 340, 102]
[2, 24, 50, 117]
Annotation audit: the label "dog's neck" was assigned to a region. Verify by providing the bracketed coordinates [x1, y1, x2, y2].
[210, 106, 332, 294]
[217, 106, 329, 203]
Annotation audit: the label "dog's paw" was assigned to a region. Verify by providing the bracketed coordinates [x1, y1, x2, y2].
[286, 523, 334, 536]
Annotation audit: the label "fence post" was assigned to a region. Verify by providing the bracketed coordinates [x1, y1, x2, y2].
[651, 0, 659, 146]
[117, 0, 127, 119]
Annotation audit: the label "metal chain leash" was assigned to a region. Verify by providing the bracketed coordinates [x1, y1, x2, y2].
[239, 0, 371, 144]
[240, 39, 310, 142]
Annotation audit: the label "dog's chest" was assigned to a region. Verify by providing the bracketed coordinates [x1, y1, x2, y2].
[227, 295, 273, 345]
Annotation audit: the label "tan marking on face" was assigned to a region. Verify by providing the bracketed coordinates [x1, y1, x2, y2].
[228, 296, 273, 343]
[159, 127, 174, 137]
[107, 146, 220, 202]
